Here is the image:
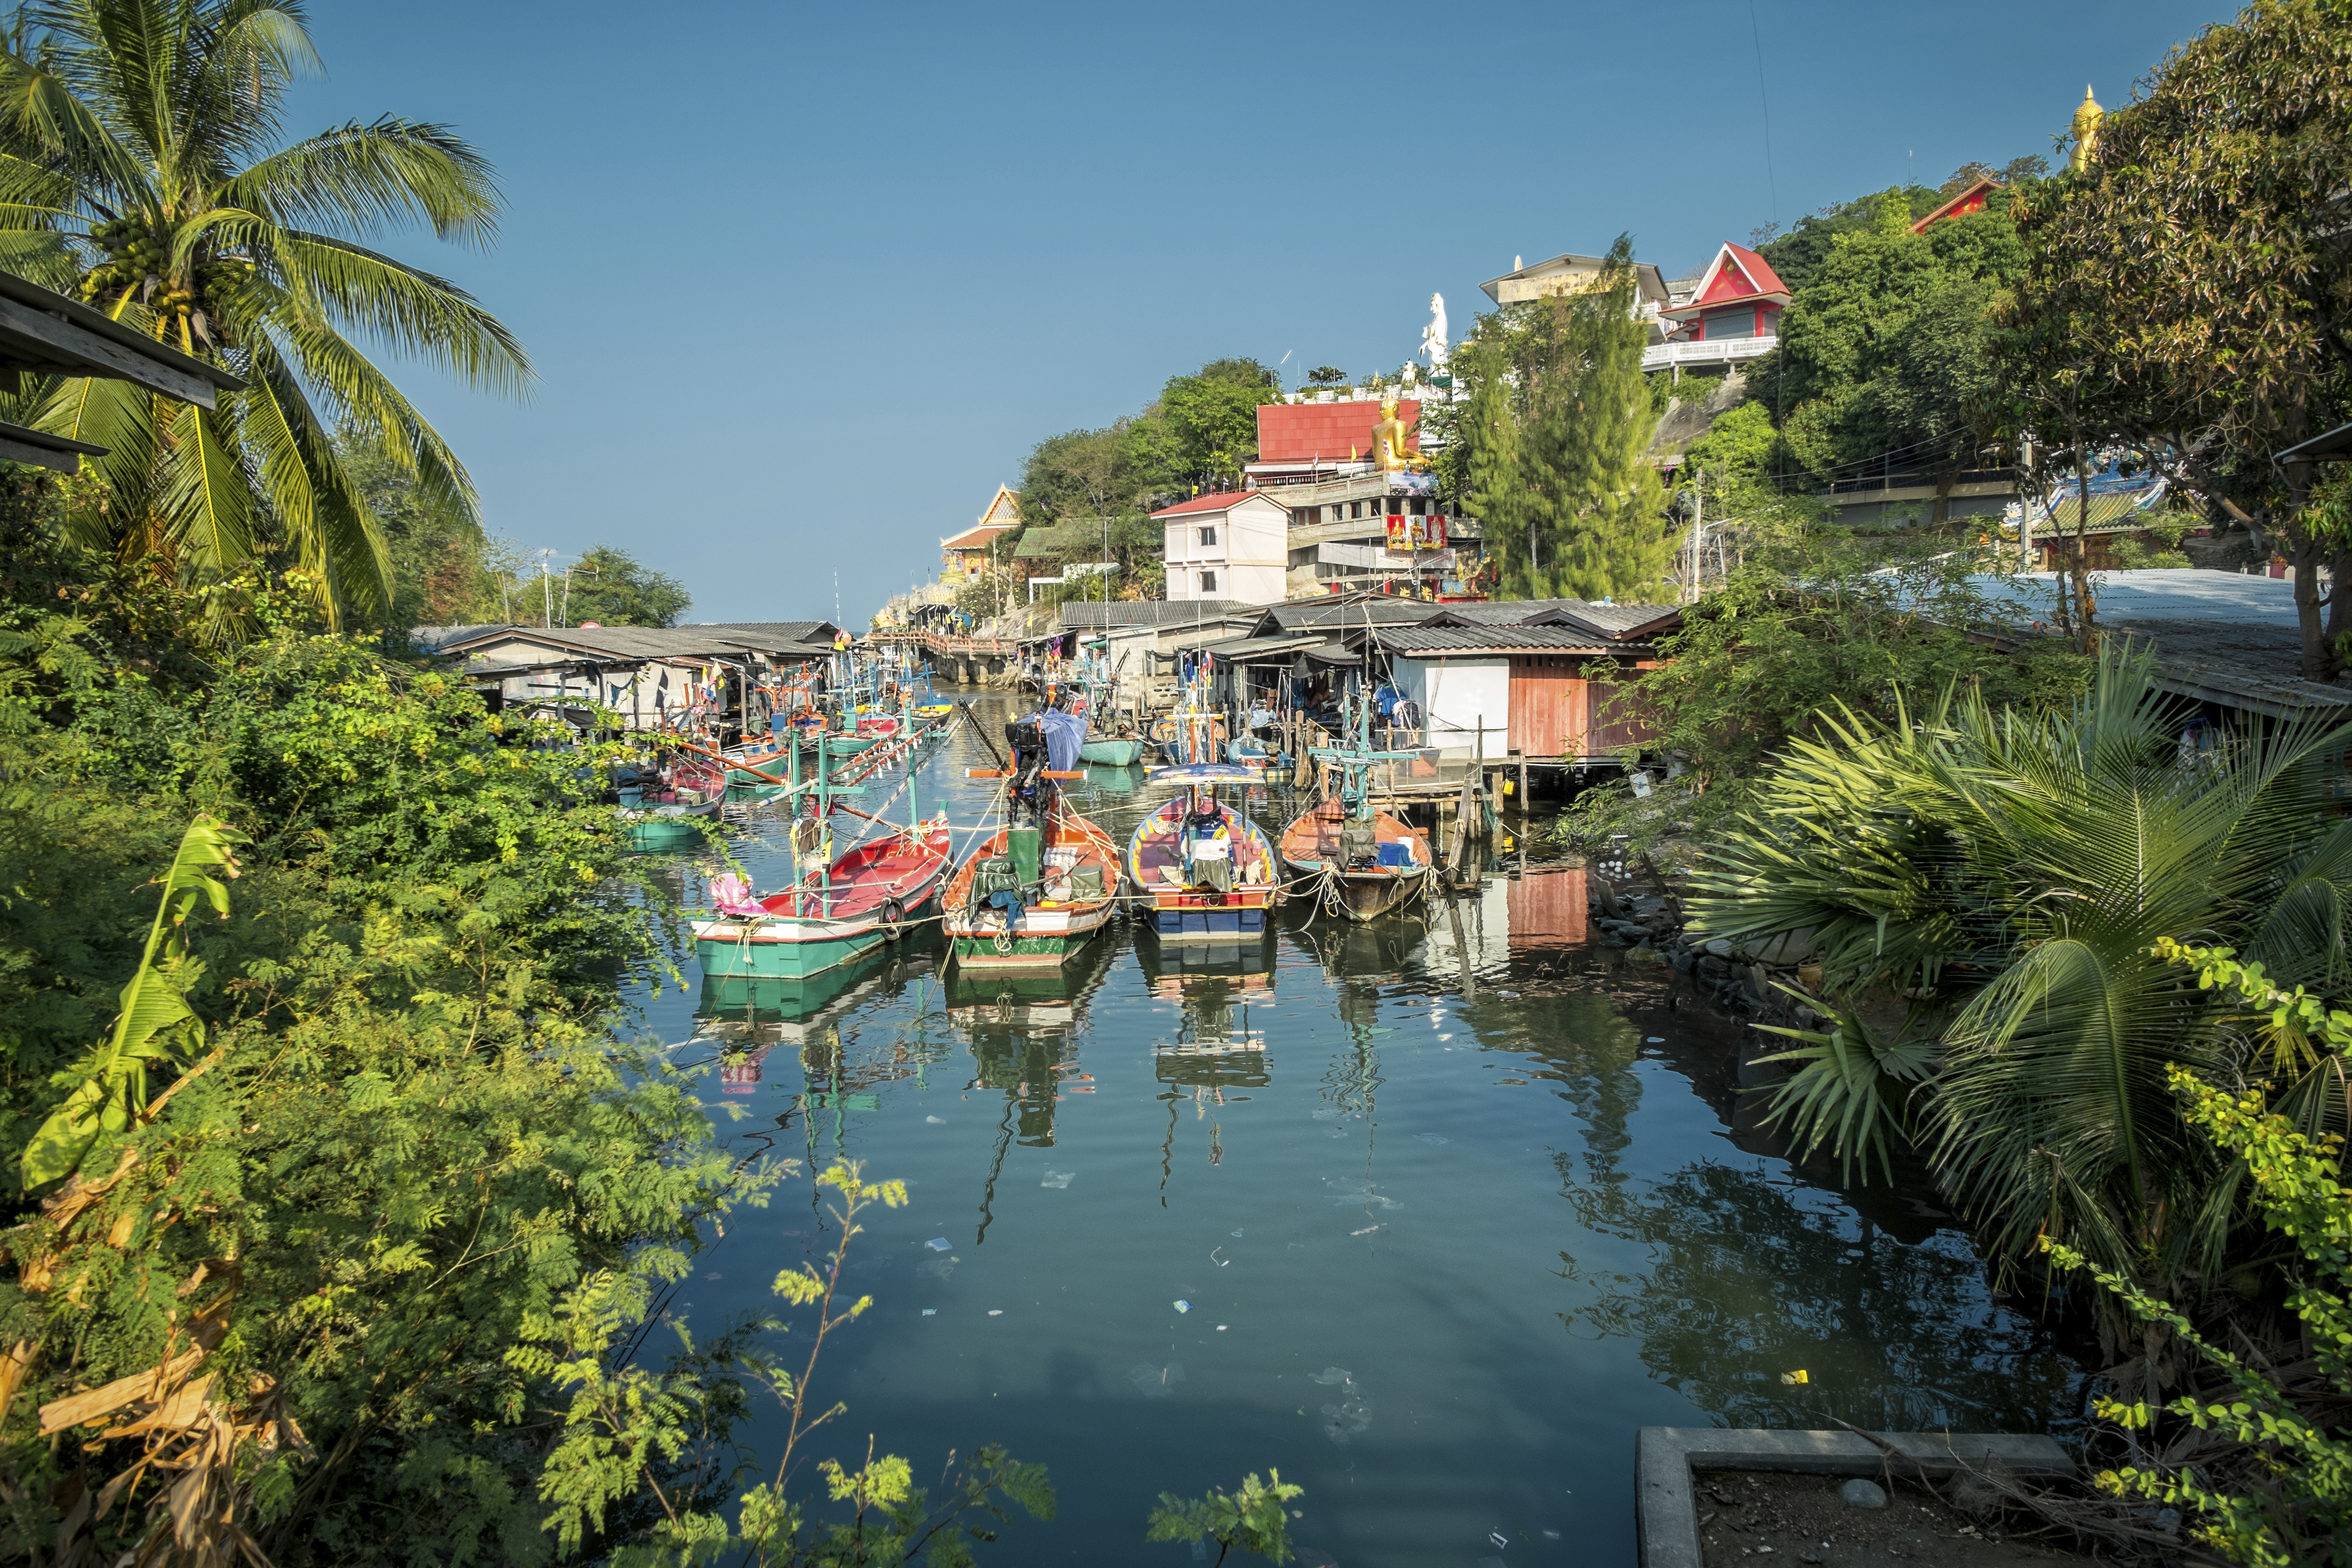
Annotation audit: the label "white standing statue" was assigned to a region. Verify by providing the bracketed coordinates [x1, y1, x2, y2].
[1421, 292, 1449, 371]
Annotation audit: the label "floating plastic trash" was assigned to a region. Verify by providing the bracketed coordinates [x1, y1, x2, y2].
[1128, 1361, 1185, 1398]
[925, 1115, 947, 1124]
[1174, 1299, 1190, 1313]
[1350, 1224, 1381, 1237]
[921, 1309, 936, 1316]
[1040, 1170, 1075, 1189]
[1231, 1228, 1243, 1237]
[925, 1237, 952, 1251]
[1307, 1368, 1352, 1385]
[1491, 1531, 1510, 1549]
[1780, 1369, 1810, 1385]
[1414, 1133, 1452, 1146]
[988, 1309, 1003, 1316]
[1217, 1324, 1228, 1331]
[1646, 1037, 1666, 1044]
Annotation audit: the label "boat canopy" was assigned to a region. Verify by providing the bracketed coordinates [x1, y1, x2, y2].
[1148, 763, 1260, 785]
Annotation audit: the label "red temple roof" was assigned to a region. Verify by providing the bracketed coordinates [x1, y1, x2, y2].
[1663, 243, 1790, 319]
[1255, 400, 1420, 464]
[1911, 177, 2000, 233]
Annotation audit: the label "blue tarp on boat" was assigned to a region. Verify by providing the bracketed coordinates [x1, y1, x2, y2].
[1038, 710, 1086, 772]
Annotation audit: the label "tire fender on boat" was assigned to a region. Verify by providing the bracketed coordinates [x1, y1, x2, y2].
[881, 894, 906, 940]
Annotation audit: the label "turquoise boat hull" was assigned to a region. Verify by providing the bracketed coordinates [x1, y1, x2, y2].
[696, 884, 940, 980]
[1078, 736, 1144, 765]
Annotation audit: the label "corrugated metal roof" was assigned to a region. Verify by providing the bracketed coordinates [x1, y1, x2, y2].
[1258, 598, 1439, 631]
[1058, 600, 1249, 628]
[432, 622, 840, 663]
[1380, 626, 1622, 656]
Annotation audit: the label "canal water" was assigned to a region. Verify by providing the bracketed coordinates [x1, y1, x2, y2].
[629, 693, 2085, 1568]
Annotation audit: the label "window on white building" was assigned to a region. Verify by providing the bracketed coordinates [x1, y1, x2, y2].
[1200, 570, 1217, 593]
[1200, 526, 1217, 546]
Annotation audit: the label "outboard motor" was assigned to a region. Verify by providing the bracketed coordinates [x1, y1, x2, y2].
[1004, 718, 1048, 822]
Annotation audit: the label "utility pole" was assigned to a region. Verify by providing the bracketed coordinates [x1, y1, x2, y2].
[535, 549, 557, 628]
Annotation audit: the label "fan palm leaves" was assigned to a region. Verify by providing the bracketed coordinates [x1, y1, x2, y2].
[1690, 648, 2352, 1290]
[0, 0, 528, 629]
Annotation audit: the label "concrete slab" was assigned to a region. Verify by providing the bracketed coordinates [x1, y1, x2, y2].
[1636, 1427, 2074, 1568]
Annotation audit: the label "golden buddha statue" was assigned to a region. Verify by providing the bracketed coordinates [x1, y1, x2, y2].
[2070, 85, 2104, 172]
[1370, 399, 1427, 473]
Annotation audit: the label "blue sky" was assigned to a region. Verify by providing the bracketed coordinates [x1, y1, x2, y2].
[285, 0, 2233, 627]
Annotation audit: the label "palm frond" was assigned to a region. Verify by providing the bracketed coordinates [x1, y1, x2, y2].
[220, 116, 499, 245]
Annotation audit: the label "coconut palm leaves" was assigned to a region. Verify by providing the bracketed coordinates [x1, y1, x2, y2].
[1691, 648, 2352, 1287]
[0, 0, 528, 629]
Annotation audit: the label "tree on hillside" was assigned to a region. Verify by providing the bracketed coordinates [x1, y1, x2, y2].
[1019, 422, 1143, 525]
[1765, 192, 2026, 512]
[2001, 0, 2352, 678]
[565, 544, 688, 627]
[1147, 357, 1283, 494]
[0, 0, 529, 635]
[1455, 239, 1671, 600]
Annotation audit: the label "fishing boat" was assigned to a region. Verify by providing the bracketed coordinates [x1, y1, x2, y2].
[1126, 763, 1281, 942]
[721, 738, 796, 786]
[942, 795, 1121, 970]
[621, 795, 722, 851]
[1150, 649, 1228, 764]
[692, 733, 952, 979]
[1078, 731, 1145, 766]
[1280, 678, 1432, 919]
[616, 753, 728, 851]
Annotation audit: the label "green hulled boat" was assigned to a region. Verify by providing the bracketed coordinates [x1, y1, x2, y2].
[621, 796, 722, 851]
[1077, 735, 1145, 765]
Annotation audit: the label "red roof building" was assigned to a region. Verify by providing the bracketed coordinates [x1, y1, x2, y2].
[1911, 176, 1999, 233]
[1255, 400, 1420, 465]
[1661, 242, 1790, 344]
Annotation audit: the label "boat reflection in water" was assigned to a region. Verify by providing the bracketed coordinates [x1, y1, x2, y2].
[1136, 921, 1274, 1001]
[691, 936, 942, 1140]
[950, 938, 1119, 1244]
[947, 936, 1117, 1150]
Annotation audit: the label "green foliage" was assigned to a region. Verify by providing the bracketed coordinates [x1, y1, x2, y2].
[1018, 358, 1283, 529]
[0, 0, 531, 633]
[1687, 648, 2352, 1298]
[1616, 528, 2085, 793]
[1146, 1470, 1303, 1565]
[20, 812, 243, 1188]
[2046, 1052, 2352, 1565]
[535, 1162, 1054, 1566]
[1150, 358, 1284, 494]
[566, 544, 690, 629]
[1999, 0, 2352, 671]
[1451, 237, 1671, 600]
[340, 431, 520, 630]
[1767, 194, 2024, 501]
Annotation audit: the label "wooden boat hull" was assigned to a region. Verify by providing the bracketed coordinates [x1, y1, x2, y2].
[949, 900, 1118, 969]
[1126, 796, 1279, 942]
[693, 826, 950, 978]
[1078, 736, 1145, 766]
[943, 803, 1121, 969]
[1279, 803, 1432, 921]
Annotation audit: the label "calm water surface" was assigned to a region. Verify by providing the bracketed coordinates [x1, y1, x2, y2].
[628, 693, 2084, 1568]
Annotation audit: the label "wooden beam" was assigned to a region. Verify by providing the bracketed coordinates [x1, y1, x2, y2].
[0, 420, 104, 473]
[0, 294, 220, 408]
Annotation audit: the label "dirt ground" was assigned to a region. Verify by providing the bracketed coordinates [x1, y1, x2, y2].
[1694, 1470, 2090, 1568]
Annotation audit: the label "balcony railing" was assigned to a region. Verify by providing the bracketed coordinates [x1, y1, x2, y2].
[1642, 337, 1777, 371]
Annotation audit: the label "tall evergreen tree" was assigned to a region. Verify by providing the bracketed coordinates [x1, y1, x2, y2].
[1455, 238, 1671, 600]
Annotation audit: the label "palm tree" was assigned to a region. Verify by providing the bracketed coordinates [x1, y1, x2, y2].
[1689, 649, 2352, 1296]
[0, 0, 528, 629]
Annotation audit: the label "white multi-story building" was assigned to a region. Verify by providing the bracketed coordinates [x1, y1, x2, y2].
[1152, 491, 1290, 605]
